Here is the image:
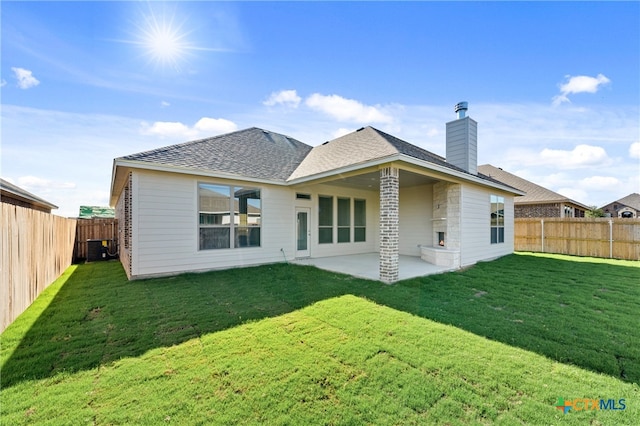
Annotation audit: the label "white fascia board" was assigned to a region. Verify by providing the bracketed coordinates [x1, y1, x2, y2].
[112, 159, 289, 187]
[286, 155, 402, 185]
[397, 154, 526, 196]
[286, 154, 525, 196]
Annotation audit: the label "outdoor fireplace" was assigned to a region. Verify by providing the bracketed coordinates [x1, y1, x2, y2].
[420, 231, 459, 268]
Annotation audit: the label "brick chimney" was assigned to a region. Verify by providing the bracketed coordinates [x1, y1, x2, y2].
[446, 101, 478, 175]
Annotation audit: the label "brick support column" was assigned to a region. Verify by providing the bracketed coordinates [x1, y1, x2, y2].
[379, 166, 399, 283]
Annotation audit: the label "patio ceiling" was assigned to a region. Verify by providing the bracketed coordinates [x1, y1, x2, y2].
[324, 170, 440, 191]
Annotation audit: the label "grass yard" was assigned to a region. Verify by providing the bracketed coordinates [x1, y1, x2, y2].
[1, 253, 639, 424]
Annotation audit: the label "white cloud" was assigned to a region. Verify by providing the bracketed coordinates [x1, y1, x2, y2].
[263, 90, 301, 108]
[12, 67, 40, 89]
[555, 187, 588, 204]
[17, 175, 76, 190]
[629, 141, 640, 159]
[1, 79, 6, 87]
[539, 144, 611, 168]
[141, 117, 238, 139]
[305, 93, 392, 124]
[552, 73, 610, 105]
[142, 121, 192, 138]
[194, 117, 238, 134]
[161, 101, 170, 107]
[579, 175, 622, 190]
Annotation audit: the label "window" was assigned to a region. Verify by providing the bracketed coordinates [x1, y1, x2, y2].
[296, 193, 311, 200]
[337, 198, 351, 243]
[234, 187, 261, 248]
[490, 195, 504, 244]
[354, 199, 366, 242]
[318, 196, 366, 244]
[199, 183, 260, 250]
[318, 196, 333, 244]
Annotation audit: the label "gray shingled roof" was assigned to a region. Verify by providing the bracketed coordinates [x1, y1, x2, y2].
[117, 126, 519, 192]
[289, 126, 473, 181]
[120, 127, 312, 182]
[478, 164, 589, 208]
[604, 193, 640, 210]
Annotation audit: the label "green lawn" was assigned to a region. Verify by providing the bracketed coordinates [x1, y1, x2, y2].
[1, 253, 638, 424]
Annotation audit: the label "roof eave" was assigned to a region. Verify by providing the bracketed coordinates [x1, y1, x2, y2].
[287, 154, 525, 195]
[110, 159, 289, 205]
[286, 155, 401, 185]
[0, 188, 58, 210]
[398, 154, 526, 195]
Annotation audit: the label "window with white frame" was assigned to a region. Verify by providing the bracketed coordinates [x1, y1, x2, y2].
[318, 196, 366, 244]
[318, 195, 333, 244]
[490, 195, 504, 244]
[337, 197, 351, 243]
[198, 183, 261, 250]
[354, 199, 366, 242]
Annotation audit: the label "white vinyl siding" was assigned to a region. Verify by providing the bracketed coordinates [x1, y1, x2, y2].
[399, 184, 433, 256]
[131, 170, 295, 279]
[460, 184, 514, 266]
[295, 183, 378, 258]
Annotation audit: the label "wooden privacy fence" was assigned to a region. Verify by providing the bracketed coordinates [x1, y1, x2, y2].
[514, 218, 640, 261]
[1, 203, 77, 333]
[74, 218, 118, 261]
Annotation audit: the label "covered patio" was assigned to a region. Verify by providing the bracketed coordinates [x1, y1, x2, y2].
[292, 253, 455, 282]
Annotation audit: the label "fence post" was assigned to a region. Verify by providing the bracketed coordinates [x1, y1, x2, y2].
[541, 219, 544, 253]
[609, 219, 613, 258]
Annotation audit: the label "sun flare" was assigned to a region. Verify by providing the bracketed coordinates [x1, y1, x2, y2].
[138, 11, 189, 69]
[113, 4, 228, 72]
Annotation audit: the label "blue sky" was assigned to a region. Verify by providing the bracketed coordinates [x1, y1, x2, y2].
[2, 1, 639, 217]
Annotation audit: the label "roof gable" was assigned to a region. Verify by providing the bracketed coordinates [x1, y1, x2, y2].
[604, 193, 640, 210]
[120, 127, 312, 182]
[288, 126, 467, 181]
[288, 127, 397, 180]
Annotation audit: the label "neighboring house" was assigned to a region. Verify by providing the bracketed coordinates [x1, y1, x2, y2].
[110, 103, 523, 282]
[0, 178, 58, 213]
[477, 165, 589, 218]
[600, 193, 640, 218]
[78, 205, 116, 219]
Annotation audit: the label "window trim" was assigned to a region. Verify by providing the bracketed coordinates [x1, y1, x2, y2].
[354, 198, 366, 242]
[198, 182, 261, 250]
[337, 197, 351, 243]
[490, 194, 505, 244]
[318, 195, 333, 244]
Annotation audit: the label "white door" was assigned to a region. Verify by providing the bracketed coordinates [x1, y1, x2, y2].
[295, 208, 311, 257]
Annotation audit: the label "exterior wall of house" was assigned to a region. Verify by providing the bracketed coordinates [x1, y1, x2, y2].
[292, 183, 379, 258]
[126, 170, 296, 279]
[515, 203, 560, 218]
[115, 171, 133, 278]
[0, 194, 52, 213]
[460, 183, 515, 266]
[399, 184, 433, 256]
[119, 170, 381, 279]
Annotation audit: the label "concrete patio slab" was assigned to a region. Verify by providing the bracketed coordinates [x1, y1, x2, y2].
[292, 253, 455, 282]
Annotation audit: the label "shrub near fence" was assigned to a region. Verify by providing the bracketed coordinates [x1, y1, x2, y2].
[514, 217, 640, 261]
[1, 203, 77, 332]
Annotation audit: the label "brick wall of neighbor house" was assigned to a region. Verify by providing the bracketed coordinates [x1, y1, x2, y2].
[115, 172, 132, 278]
[379, 166, 399, 283]
[515, 203, 560, 218]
